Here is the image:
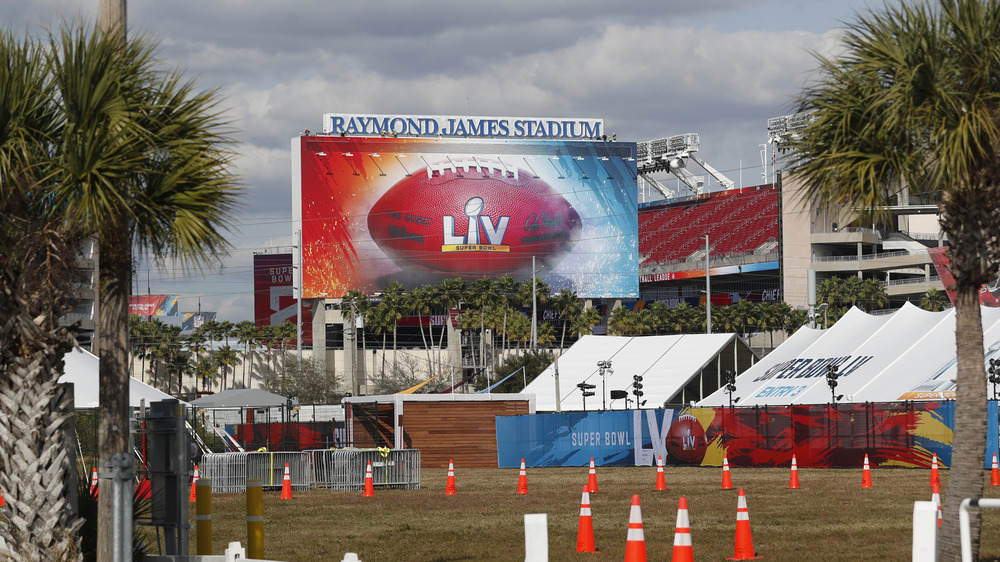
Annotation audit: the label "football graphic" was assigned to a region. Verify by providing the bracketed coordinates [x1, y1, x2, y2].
[367, 160, 582, 276]
[665, 413, 709, 464]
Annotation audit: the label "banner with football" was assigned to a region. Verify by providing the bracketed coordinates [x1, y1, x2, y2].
[292, 136, 639, 298]
[494, 401, 993, 468]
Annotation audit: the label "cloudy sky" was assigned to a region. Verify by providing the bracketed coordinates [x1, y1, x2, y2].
[6, 0, 875, 321]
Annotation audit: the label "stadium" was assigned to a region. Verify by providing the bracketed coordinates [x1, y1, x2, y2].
[281, 112, 951, 408]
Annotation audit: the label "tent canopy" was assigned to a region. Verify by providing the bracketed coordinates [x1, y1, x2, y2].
[698, 303, 1000, 407]
[523, 333, 756, 411]
[189, 389, 289, 408]
[59, 348, 181, 408]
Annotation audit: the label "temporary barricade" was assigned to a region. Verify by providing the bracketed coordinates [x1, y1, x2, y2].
[200, 451, 311, 494]
[306, 449, 421, 490]
[200, 449, 420, 492]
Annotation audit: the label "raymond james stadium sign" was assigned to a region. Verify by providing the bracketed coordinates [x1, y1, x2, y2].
[322, 113, 605, 140]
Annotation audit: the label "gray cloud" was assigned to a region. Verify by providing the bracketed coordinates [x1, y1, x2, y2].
[5, 0, 869, 320]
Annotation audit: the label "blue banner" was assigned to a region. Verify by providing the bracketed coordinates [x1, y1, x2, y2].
[495, 409, 677, 468]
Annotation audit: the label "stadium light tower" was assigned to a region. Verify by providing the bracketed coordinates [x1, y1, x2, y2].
[636, 133, 736, 198]
[826, 364, 840, 404]
[989, 359, 1000, 400]
[597, 360, 613, 410]
[724, 369, 738, 409]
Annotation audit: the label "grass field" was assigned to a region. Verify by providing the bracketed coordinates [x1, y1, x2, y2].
[182, 466, 1000, 561]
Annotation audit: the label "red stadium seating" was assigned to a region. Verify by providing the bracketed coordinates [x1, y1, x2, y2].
[639, 185, 778, 266]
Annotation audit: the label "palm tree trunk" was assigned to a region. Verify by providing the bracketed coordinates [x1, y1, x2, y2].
[0, 262, 84, 558]
[97, 231, 133, 561]
[939, 285, 988, 560]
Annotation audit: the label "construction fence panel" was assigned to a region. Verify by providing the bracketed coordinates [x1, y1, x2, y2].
[201, 451, 311, 494]
[306, 449, 421, 490]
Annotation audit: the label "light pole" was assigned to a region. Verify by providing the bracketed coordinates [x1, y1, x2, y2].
[816, 302, 829, 329]
[826, 364, 840, 404]
[577, 382, 596, 410]
[989, 359, 1000, 400]
[597, 360, 613, 411]
[724, 369, 738, 409]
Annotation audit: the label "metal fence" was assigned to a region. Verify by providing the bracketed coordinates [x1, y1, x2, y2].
[200, 451, 311, 494]
[307, 449, 421, 491]
[200, 449, 421, 493]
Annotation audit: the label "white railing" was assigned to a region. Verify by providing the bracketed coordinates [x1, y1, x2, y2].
[813, 249, 928, 262]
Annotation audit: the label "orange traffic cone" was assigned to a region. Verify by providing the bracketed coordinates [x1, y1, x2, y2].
[671, 497, 694, 562]
[930, 453, 940, 488]
[721, 455, 734, 490]
[516, 458, 529, 495]
[624, 495, 647, 562]
[89, 467, 99, 498]
[363, 460, 375, 497]
[189, 464, 200, 502]
[862, 454, 873, 488]
[445, 459, 457, 496]
[280, 463, 293, 500]
[728, 489, 760, 560]
[576, 484, 597, 553]
[992, 453, 1000, 486]
[588, 457, 599, 493]
[655, 455, 667, 491]
[932, 482, 942, 528]
[789, 454, 800, 489]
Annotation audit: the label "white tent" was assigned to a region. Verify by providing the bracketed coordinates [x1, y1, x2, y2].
[698, 303, 1000, 407]
[523, 333, 757, 411]
[59, 348, 181, 408]
[189, 389, 288, 408]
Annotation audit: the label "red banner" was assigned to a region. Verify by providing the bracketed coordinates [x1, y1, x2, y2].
[253, 254, 313, 345]
[928, 246, 1000, 306]
[129, 295, 178, 316]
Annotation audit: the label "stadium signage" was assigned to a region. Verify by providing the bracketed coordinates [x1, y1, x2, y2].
[322, 113, 604, 139]
[751, 355, 875, 383]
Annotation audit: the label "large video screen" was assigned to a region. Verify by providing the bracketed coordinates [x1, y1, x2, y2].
[292, 136, 638, 298]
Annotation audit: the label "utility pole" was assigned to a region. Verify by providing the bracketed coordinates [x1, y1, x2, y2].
[531, 256, 537, 349]
[706, 235, 712, 334]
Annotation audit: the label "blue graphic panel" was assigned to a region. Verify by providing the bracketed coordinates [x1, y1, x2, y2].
[495, 409, 678, 468]
[989, 401, 999, 469]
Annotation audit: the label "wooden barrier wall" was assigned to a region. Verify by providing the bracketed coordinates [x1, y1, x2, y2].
[350, 399, 530, 469]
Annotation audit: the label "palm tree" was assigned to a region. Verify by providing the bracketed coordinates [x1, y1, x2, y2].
[536, 321, 557, 347]
[234, 320, 259, 388]
[494, 275, 519, 357]
[670, 302, 700, 334]
[0, 32, 84, 554]
[409, 285, 434, 375]
[214, 345, 241, 391]
[920, 288, 951, 311]
[571, 307, 602, 339]
[607, 306, 641, 336]
[199, 319, 224, 355]
[730, 299, 760, 342]
[341, 289, 371, 390]
[759, 302, 790, 353]
[551, 289, 583, 351]
[129, 315, 153, 382]
[789, 2, 1000, 555]
[164, 347, 193, 396]
[259, 325, 281, 377]
[646, 301, 670, 335]
[468, 277, 500, 371]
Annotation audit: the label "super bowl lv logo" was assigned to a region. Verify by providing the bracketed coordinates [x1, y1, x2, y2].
[441, 197, 511, 253]
[632, 410, 676, 466]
